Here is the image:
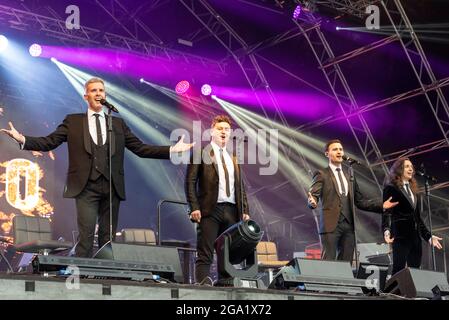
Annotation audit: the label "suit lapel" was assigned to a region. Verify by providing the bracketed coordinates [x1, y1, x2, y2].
[208, 146, 219, 176]
[83, 114, 92, 155]
[343, 169, 352, 199]
[397, 184, 415, 210]
[327, 167, 341, 198]
[232, 155, 239, 188]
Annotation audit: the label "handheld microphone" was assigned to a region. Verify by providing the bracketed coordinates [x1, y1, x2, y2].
[342, 155, 361, 165]
[100, 99, 119, 113]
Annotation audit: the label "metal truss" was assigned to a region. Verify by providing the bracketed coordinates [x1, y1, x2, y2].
[296, 76, 449, 132]
[2, 0, 447, 234]
[0, 4, 226, 75]
[312, 0, 379, 19]
[381, 0, 449, 147]
[288, 1, 449, 224]
[372, 139, 448, 167]
[94, 0, 167, 45]
[284, 1, 449, 191]
[179, 0, 322, 240]
[293, 18, 389, 192]
[246, 24, 321, 55]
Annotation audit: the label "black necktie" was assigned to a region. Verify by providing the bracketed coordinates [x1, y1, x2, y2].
[405, 183, 413, 204]
[336, 168, 346, 196]
[220, 148, 230, 197]
[94, 114, 103, 145]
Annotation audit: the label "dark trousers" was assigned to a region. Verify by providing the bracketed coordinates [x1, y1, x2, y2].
[392, 236, 422, 275]
[320, 214, 355, 262]
[195, 203, 238, 283]
[74, 176, 120, 257]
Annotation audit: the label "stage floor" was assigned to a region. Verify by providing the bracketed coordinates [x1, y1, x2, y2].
[0, 273, 403, 300]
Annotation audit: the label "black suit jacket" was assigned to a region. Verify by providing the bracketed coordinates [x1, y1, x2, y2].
[309, 167, 383, 233]
[185, 145, 249, 219]
[382, 184, 431, 241]
[23, 113, 170, 200]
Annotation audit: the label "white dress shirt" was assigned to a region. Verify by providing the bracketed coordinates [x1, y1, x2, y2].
[211, 141, 235, 204]
[87, 109, 107, 145]
[329, 163, 348, 196]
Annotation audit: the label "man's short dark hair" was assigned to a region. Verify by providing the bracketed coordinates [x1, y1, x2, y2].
[211, 115, 232, 128]
[324, 139, 342, 152]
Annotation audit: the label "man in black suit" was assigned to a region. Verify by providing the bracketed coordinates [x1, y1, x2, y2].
[1, 78, 193, 257]
[382, 158, 442, 275]
[185, 115, 250, 285]
[308, 139, 398, 262]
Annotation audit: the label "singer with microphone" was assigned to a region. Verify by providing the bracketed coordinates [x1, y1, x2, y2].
[307, 139, 398, 262]
[185, 115, 250, 286]
[1, 77, 194, 258]
[382, 158, 442, 275]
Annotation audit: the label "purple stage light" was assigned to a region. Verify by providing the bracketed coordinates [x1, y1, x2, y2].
[211, 86, 336, 120]
[29, 44, 42, 57]
[201, 84, 212, 96]
[175, 80, 190, 95]
[0, 35, 9, 53]
[293, 5, 302, 19]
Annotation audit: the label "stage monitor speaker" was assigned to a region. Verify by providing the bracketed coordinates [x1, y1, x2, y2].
[384, 267, 449, 298]
[269, 258, 366, 295]
[94, 242, 183, 283]
[357, 242, 391, 265]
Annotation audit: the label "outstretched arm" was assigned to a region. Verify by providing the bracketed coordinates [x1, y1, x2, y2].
[2, 119, 68, 151]
[1, 122, 25, 144]
[170, 134, 195, 153]
[354, 177, 397, 213]
[123, 120, 193, 158]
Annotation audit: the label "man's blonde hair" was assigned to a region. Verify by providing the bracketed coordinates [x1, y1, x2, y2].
[84, 78, 105, 93]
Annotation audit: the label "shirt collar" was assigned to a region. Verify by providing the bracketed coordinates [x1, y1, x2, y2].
[329, 162, 342, 172]
[211, 141, 228, 154]
[88, 108, 105, 119]
[402, 180, 410, 186]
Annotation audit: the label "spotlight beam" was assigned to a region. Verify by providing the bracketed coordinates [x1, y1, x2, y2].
[50, 60, 181, 197]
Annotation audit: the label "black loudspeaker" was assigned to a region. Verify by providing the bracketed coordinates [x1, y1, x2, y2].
[94, 242, 183, 283]
[269, 258, 366, 295]
[384, 267, 449, 298]
[357, 242, 391, 265]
